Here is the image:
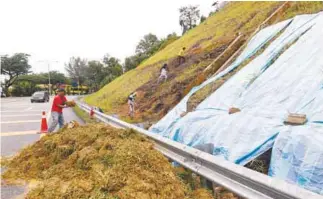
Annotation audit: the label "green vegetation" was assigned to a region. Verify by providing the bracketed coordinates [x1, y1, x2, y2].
[1, 53, 31, 95]
[11, 71, 69, 96]
[7, 71, 89, 96]
[85, 2, 323, 123]
[65, 56, 123, 93]
[124, 33, 179, 71]
[0, 53, 91, 96]
[179, 5, 200, 35]
[2, 124, 213, 199]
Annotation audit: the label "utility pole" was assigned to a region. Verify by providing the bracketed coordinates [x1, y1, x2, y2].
[48, 63, 51, 95]
[37, 60, 58, 96]
[0, 55, 4, 96]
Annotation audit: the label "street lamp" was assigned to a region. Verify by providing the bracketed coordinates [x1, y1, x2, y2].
[37, 60, 58, 95]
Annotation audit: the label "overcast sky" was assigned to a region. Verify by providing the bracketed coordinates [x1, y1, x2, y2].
[0, 0, 215, 74]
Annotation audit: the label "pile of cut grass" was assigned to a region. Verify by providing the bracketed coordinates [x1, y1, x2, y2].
[2, 124, 213, 199]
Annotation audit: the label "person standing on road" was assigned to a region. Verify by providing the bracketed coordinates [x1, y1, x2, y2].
[128, 92, 137, 118]
[48, 88, 68, 132]
[157, 64, 168, 83]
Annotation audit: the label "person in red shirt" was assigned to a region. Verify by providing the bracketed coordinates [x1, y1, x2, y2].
[48, 88, 68, 132]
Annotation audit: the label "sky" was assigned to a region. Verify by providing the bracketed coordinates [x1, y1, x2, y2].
[0, 0, 215, 74]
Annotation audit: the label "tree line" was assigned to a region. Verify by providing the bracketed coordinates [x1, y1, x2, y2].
[0, 53, 70, 96]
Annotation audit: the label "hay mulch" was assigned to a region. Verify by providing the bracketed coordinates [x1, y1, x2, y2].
[1, 124, 213, 199]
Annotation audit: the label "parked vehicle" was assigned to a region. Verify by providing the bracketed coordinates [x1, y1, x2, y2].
[31, 91, 50, 103]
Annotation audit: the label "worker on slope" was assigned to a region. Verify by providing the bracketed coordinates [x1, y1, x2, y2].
[128, 92, 137, 118]
[48, 88, 68, 132]
[157, 63, 168, 83]
[178, 47, 186, 66]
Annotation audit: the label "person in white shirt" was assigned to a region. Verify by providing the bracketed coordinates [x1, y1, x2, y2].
[158, 64, 168, 83]
[128, 92, 137, 118]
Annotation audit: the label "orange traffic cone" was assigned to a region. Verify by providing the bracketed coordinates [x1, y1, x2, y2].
[90, 108, 94, 119]
[39, 111, 48, 134]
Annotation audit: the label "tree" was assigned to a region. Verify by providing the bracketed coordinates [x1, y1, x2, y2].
[64, 55, 123, 92]
[124, 33, 163, 72]
[65, 57, 87, 93]
[1, 53, 31, 94]
[101, 54, 123, 87]
[46, 71, 67, 85]
[85, 60, 105, 91]
[179, 6, 200, 35]
[211, 1, 227, 14]
[158, 33, 179, 51]
[103, 54, 123, 77]
[19, 71, 66, 84]
[135, 33, 160, 57]
[212, 1, 219, 9]
[200, 15, 207, 23]
[11, 80, 42, 97]
[16, 71, 67, 95]
[124, 54, 146, 72]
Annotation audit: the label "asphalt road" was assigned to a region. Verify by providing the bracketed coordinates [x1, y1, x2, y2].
[1, 95, 84, 199]
[1, 95, 84, 156]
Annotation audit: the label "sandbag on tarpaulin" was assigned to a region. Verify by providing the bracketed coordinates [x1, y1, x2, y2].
[149, 19, 292, 134]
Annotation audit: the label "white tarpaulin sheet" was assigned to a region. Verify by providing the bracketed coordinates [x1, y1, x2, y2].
[150, 19, 293, 134]
[268, 14, 323, 194]
[150, 13, 323, 194]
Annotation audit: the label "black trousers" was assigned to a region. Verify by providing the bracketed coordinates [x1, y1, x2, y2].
[178, 56, 185, 65]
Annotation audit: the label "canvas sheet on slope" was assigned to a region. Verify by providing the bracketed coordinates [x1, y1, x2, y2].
[159, 13, 319, 161]
[151, 12, 323, 194]
[149, 18, 293, 135]
[268, 14, 323, 194]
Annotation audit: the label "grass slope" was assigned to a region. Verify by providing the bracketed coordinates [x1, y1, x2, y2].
[85, 2, 323, 123]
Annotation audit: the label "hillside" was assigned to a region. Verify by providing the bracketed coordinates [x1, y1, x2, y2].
[85, 1, 323, 123]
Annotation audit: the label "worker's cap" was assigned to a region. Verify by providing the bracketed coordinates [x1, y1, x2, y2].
[57, 88, 65, 92]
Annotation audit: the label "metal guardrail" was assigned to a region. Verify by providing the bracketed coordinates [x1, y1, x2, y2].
[76, 101, 323, 199]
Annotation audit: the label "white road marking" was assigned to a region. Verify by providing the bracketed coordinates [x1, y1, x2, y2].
[24, 107, 33, 111]
[0, 110, 45, 113]
[1, 130, 39, 137]
[1, 114, 40, 117]
[2, 103, 34, 106]
[1, 120, 39, 124]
